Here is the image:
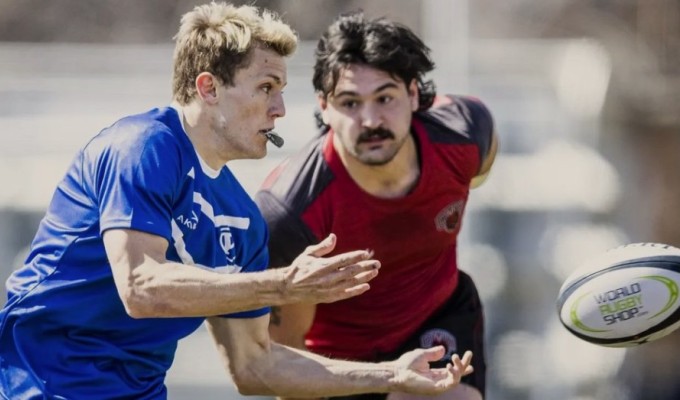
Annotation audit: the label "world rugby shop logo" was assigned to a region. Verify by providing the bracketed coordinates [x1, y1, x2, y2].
[435, 200, 464, 233]
[420, 329, 457, 361]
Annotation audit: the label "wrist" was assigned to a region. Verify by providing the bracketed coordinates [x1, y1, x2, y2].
[274, 266, 293, 304]
[380, 361, 401, 392]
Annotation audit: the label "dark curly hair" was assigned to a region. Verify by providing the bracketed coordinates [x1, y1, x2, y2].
[312, 11, 436, 112]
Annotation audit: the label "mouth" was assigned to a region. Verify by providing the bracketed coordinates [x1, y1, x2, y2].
[360, 136, 390, 144]
[358, 136, 393, 150]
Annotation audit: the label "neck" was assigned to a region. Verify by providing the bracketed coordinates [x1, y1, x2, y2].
[335, 133, 420, 199]
[173, 101, 228, 170]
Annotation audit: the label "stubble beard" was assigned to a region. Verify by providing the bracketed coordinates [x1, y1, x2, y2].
[211, 113, 267, 161]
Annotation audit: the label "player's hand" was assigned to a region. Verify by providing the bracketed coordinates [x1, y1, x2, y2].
[389, 347, 474, 395]
[280, 233, 380, 303]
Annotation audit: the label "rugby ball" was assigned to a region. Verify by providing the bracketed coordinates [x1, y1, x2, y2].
[556, 242, 680, 347]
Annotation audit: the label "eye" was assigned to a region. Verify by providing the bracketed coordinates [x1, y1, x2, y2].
[261, 84, 272, 94]
[377, 95, 393, 104]
[341, 99, 359, 109]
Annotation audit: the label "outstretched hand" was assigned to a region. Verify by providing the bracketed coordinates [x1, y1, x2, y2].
[390, 347, 474, 395]
[281, 233, 380, 304]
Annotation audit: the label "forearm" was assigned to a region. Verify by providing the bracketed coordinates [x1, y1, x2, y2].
[242, 343, 397, 397]
[210, 317, 467, 399]
[108, 229, 378, 318]
[121, 261, 291, 318]
[269, 304, 318, 400]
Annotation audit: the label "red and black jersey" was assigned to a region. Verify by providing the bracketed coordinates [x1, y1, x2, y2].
[256, 95, 494, 360]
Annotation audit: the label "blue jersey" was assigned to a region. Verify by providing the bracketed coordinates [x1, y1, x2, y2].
[0, 107, 270, 399]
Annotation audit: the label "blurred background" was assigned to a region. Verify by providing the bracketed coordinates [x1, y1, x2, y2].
[0, 0, 679, 399]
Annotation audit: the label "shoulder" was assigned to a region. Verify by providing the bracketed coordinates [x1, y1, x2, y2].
[255, 137, 327, 267]
[416, 95, 497, 180]
[97, 108, 181, 151]
[84, 108, 186, 168]
[415, 95, 494, 145]
[257, 135, 333, 214]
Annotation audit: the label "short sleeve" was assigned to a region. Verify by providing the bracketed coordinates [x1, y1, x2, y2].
[255, 190, 317, 268]
[421, 95, 495, 178]
[86, 121, 183, 240]
[458, 96, 495, 171]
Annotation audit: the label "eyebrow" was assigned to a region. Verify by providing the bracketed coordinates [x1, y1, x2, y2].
[333, 82, 399, 98]
[266, 74, 287, 88]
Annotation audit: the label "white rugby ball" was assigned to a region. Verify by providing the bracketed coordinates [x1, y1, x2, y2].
[556, 242, 680, 347]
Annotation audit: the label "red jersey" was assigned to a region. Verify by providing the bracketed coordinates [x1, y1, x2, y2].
[256, 95, 494, 360]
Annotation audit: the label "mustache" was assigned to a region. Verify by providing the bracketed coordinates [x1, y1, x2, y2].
[357, 127, 395, 143]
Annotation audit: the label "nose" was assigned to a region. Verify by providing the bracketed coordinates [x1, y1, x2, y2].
[270, 93, 286, 119]
[360, 104, 381, 129]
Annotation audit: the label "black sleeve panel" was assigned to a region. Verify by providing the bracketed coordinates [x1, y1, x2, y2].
[255, 190, 318, 269]
[255, 138, 334, 269]
[417, 95, 495, 171]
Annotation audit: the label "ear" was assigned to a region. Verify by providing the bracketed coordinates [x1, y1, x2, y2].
[195, 72, 219, 105]
[408, 79, 419, 112]
[316, 93, 330, 124]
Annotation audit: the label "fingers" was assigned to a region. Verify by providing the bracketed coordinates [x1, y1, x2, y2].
[448, 358, 464, 387]
[323, 249, 376, 272]
[334, 283, 371, 300]
[318, 261, 380, 302]
[308, 253, 380, 285]
[352, 268, 379, 281]
[288, 234, 381, 303]
[392, 348, 476, 395]
[460, 350, 473, 374]
[303, 233, 337, 257]
[339, 259, 381, 278]
[421, 345, 446, 362]
[428, 350, 475, 391]
[449, 351, 474, 381]
[305, 234, 376, 269]
[340, 262, 380, 286]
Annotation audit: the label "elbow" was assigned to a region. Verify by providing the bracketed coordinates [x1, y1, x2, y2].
[231, 369, 272, 396]
[233, 381, 262, 396]
[229, 340, 277, 396]
[121, 300, 149, 319]
[118, 274, 171, 319]
[119, 287, 155, 319]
